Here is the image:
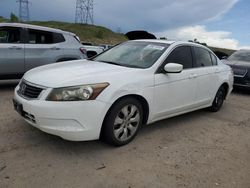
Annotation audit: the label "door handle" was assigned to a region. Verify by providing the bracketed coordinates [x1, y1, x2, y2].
[189, 74, 198, 79]
[9, 46, 22, 50]
[50, 46, 60, 50]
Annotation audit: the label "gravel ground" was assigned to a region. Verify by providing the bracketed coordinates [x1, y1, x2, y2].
[0, 81, 250, 188]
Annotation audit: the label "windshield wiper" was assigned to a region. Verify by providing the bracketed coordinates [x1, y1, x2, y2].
[98, 60, 124, 66]
[124, 64, 143, 69]
[97, 60, 143, 69]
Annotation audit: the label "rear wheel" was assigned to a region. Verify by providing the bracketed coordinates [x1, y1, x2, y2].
[102, 98, 143, 146]
[209, 86, 226, 112]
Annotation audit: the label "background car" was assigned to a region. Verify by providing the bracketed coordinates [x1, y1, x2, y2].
[81, 41, 105, 58]
[0, 23, 87, 80]
[13, 40, 233, 146]
[224, 49, 250, 89]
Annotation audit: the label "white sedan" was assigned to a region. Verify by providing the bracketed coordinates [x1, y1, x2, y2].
[13, 40, 234, 146]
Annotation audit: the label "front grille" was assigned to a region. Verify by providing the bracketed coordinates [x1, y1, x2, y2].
[18, 81, 44, 99]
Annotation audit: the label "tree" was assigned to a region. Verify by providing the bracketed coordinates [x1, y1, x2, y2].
[10, 12, 19, 22]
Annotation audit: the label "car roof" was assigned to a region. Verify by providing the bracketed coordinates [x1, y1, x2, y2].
[133, 39, 210, 48]
[0, 22, 75, 35]
[132, 39, 216, 55]
[134, 39, 175, 44]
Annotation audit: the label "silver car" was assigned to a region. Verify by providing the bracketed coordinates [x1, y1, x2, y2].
[0, 23, 87, 79]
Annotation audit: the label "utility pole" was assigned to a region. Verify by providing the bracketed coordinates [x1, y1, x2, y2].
[17, 0, 30, 22]
[75, 0, 94, 24]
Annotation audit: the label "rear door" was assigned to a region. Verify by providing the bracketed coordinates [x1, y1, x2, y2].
[24, 29, 64, 71]
[0, 26, 25, 78]
[192, 46, 220, 106]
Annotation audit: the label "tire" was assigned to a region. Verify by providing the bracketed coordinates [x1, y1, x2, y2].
[102, 98, 143, 146]
[209, 86, 226, 112]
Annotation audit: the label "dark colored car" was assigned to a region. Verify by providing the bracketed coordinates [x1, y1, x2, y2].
[224, 50, 250, 88]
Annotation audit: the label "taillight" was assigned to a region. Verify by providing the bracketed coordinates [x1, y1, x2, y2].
[79, 47, 87, 54]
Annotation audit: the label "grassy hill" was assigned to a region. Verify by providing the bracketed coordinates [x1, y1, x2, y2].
[30, 21, 127, 45]
[209, 46, 235, 56]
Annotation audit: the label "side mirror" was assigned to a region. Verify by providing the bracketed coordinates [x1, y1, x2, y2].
[164, 63, 183, 73]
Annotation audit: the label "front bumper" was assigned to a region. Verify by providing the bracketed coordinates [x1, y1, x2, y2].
[13, 86, 110, 141]
[234, 76, 250, 88]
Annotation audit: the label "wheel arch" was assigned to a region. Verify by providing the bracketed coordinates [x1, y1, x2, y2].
[100, 94, 150, 137]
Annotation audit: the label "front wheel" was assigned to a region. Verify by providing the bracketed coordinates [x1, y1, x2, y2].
[102, 98, 143, 146]
[209, 86, 226, 112]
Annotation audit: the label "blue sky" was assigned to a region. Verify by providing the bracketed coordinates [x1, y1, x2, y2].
[0, 0, 249, 49]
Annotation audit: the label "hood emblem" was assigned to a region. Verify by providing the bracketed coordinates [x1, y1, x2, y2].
[20, 83, 27, 94]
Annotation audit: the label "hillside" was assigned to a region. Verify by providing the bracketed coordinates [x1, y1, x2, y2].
[30, 21, 127, 44]
[209, 46, 235, 56]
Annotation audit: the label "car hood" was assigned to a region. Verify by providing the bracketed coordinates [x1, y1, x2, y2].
[225, 60, 250, 68]
[23, 59, 142, 88]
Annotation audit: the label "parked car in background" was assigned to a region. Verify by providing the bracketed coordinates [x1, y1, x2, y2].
[81, 41, 104, 58]
[99, 44, 114, 51]
[13, 40, 233, 146]
[224, 50, 250, 88]
[0, 23, 87, 80]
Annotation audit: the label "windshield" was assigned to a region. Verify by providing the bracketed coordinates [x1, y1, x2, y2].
[228, 50, 250, 62]
[93, 41, 169, 68]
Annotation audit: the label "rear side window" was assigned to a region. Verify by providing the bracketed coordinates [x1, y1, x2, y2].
[0, 27, 21, 43]
[210, 53, 218, 65]
[53, 33, 65, 43]
[165, 46, 193, 69]
[28, 29, 53, 44]
[194, 47, 213, 67]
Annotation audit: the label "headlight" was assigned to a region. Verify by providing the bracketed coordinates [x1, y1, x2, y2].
[46, 83, 109, 101]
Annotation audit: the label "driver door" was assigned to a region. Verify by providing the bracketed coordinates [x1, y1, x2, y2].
[153, 46, 197, 121]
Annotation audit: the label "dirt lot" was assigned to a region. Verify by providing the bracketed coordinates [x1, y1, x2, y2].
[0, 81, 249, 188]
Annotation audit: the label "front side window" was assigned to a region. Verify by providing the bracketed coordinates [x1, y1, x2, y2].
[28, 29, 53, 44]
[93, 41, 169, 68]
[165, 46, 193, 69]
[194, 47, 213, 67]
[0, 27, 21, 43]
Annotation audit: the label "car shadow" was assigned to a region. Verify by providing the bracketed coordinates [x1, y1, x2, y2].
[0, 80, 19, 91]
[232, 87, 250, 95]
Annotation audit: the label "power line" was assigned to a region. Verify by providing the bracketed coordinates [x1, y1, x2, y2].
[75, 0, 94, 24]
[17, 0, 30, 22]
